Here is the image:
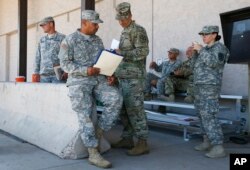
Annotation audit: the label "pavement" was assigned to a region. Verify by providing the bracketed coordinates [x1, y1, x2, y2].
[0, 126, 250, 170]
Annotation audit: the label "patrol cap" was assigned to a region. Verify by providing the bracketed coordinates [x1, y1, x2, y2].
[115, 2, 131, 20]
[168, 48, 180, 54]
[81, 10, 103, 23]
[199, 25, 219, 35]
[39, 16, 54, 26]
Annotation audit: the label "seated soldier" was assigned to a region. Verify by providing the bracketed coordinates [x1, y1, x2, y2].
[144, 48, 182, 100]
[164, 46, 196, 102]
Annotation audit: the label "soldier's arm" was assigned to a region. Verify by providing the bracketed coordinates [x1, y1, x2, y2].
[200, 46, 226, 68]
[120, 29, 149, 62]
[34, 42, 41, 74]
[59, 39, 88, 76]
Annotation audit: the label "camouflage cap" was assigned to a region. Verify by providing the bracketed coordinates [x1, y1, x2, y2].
[168, 48, 180, 54]
[199, 25, 219, 35]
[81, 10, 103, 23]
[115, 2, 131, 20]
[39, 16, 54, 26]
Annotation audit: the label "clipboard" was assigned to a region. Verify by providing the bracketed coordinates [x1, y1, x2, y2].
[94, 50, 123, 76]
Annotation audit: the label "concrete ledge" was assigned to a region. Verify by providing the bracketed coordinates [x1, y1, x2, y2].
[0, 82, 110, 159]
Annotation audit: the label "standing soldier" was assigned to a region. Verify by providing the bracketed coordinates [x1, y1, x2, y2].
[193, 25, 229, 158]
[59, 10, 122, 168]
[34, 16, 66, 83]
[111, 2, 150, 156]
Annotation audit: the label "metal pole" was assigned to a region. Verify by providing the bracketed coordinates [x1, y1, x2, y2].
[18, 0, 28, 80]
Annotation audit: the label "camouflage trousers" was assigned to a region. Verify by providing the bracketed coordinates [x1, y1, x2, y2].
[144, 72, 159, 93]
[156, 76, 167, 95]
[68, 82, 122, 148]
[165, 76, 194, 97]
[194, 84, 224, 145]
[40, 75, 62, 83]
[119, 78, 149, 140]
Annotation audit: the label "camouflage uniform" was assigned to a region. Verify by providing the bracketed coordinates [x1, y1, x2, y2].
[153, 60, 181, 95]
[34, 29, 65, 83]
[115, 20, 149, 140]
[59, 29, 122, 148]
[194, 40, 229, 145]
[165, 56, 195, 97]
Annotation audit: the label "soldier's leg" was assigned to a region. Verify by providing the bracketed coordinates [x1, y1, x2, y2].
[69, 84, 112, 168]
[68, 84, 98, 148]
[94, 82, 122, 131]
[179, 78, 194, 103]
[111, 80, 134, 149]
[157, 77, 175, 101]
[122, 79, 149, 155]
[193, 85, 211, 151]
[199, 85, 223, 145]
[156, 77, 166, 95]
[145, 72, 158, 93]
[165, 77, 175, 95]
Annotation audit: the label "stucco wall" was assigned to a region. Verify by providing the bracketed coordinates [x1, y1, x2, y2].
[0, 0, 250, 96]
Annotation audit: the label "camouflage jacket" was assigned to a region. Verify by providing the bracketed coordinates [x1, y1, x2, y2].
[175, 57, 196, 78]
[59, 29, 106, 86]
[115, 21, 149, 79]
[34, 32, 65, 75]
[193, 41, 229, 85]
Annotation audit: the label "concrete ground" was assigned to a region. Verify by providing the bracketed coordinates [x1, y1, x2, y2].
[0, 126, 250, 170]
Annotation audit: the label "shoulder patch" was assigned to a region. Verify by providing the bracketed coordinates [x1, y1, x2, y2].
[218, 53, 225, 62]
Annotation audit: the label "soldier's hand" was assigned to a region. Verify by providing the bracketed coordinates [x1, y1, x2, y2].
[61, 72, 68, 80]
[150, 62, 157, 69]
[87, 67, 100, 76]
[174, 70, 181, 76]
[32, 74, 40, 82]
[107, 75, 117, 86]
[115, 49, 121, 55]
[192, 43, 202, 52]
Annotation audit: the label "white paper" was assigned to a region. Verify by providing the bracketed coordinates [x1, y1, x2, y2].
[110, 39, 120, 50]
[94, 50, 123, 76]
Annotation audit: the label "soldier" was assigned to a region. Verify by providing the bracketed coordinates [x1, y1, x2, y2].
[111, 2, 150, 156]
[164, 46, 196, 103]
[193, 25, 229, 158]
[59, 10, 122, 168]
[33, 16, 66, 83]
[144, 48, 182, 101]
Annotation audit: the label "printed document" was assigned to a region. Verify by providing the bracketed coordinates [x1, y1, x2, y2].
[110, 39, 120, 50]
[94, 50, 123, 76]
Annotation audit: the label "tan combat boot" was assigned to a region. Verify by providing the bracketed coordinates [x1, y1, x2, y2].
[126, 139, 149, 156]
[184, 96, 194, 103]
[111, 137, 134, 149]
[88, 148, 112, 168]
[205, 145, 226, 158]
[194, 135, 211, 151]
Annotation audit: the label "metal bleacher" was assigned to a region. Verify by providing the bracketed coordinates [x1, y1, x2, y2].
[97, 94, 246, 141]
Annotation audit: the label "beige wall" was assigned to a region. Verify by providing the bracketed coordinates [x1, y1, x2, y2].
[0, 0, 250, 95]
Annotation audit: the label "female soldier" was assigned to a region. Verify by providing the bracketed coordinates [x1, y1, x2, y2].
[192, 25, 229, 158]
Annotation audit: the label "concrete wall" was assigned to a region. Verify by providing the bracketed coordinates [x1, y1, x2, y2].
[0, 0, 250, 95]
[0, 82, 110, 159]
